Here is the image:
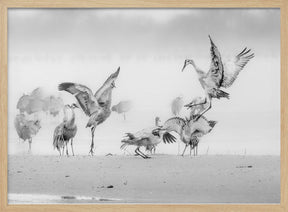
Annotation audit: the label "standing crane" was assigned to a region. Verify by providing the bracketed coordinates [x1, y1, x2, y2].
[58, 67, 120, 155]
[53, 104, 78, 156]
[14, 113, 41, 153]
[181, 35, 254, 121]
[171, 96, 184, 116]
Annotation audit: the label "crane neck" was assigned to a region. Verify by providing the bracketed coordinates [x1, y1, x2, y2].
[155, 119, 160, 127]
[64, 106, 76, 127]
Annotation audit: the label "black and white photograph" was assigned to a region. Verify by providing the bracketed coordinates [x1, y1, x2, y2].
[8, 8, 280, 204]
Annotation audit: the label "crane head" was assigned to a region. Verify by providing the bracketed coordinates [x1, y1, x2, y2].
[181, 59, 194, 72]
[152, 128, 161, 137]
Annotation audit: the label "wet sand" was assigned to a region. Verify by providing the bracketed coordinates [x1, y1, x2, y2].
[8, 155, 280, 204]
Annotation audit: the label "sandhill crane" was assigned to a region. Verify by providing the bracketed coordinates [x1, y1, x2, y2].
[53, 104, 78, 156]
[171, 96, 184, 154]
[160, 116, 217, 156]
[144, 117, 161, 154]
[111, 100, 132, 120]
[120, 123, 176, 159]
[171, 96, 184, 116]
[182, 35, 254, 120]
[58, 67, 120, 155]
[14, 113, 41, 153]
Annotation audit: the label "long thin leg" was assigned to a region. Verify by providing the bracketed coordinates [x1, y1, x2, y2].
[28, 139, 32, 153]
[28, 138, 32, 154]
[135, 147, 150, 159]
[194, 97, 211, 121]
[182, 143, 188, 156]
[185, 98, 207, 108]
[138, 148, 150, 159]
[135, 148, 145, 158]
[89, 126, 95, 156]
[71, 139, 75, 156]
[62, 146, 64, 156]
[189, 144, 192, 157]
[66, 141, 69, 156]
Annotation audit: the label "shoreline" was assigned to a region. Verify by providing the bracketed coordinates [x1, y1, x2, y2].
[8, 155, 280, 204]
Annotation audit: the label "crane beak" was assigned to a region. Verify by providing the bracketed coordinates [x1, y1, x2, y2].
[181, 61, 187, 72]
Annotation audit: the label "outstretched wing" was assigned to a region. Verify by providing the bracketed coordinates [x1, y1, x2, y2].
[94, 67, 120, 106]
[162, 132, 177, 144]
[58, 82, 99, 116]
[222, 48, 254, 88]
[206, 35, 225, 88]
[163, 117, 186, 136]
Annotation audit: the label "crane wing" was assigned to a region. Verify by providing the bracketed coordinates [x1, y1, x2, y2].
[94, 67, 120, 105]
[58, 82, 99, 116]
[162, 132, 177, 144]
[163, 117, 186, 136]
[206, 35, 225, 87]
[222, 48, 254, 88]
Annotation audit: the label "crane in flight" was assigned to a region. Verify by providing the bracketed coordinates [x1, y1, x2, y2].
[182, 35, 254, 120]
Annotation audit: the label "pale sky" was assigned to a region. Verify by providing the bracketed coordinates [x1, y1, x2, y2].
[8, 9, 280, 155]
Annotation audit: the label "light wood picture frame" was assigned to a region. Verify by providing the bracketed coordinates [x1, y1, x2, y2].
[0, 0, 287, 211]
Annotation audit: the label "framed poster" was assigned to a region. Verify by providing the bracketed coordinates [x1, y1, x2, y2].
[0, 0, 287, 211]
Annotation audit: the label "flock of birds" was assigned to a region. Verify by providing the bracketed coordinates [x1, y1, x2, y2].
[14, 36, 254, 158]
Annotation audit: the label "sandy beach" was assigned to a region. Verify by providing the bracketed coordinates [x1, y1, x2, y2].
[8, 154, 280, 204]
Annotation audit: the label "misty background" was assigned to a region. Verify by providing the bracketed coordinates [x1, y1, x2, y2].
[8, 9, 280, 155]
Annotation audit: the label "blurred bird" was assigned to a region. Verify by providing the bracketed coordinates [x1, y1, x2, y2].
[159, 116, 217, 156]
[53, 104, 78, 156]
[120, 119, 176, 159]
[182, 35, 254, 120]
[188, 96, 208, 119]
[14, 113, 41, 153]
[43, 95, 64, 117]
[171, 96, 184, 154]
[171, 96, 184, 116]
[58, 67, 120, 155]
[112, 100, 133, 120]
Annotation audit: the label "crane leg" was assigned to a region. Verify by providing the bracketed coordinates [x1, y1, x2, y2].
[185, 98, 207, 108]
[66, 141, 69, 157]
[182, 144, 188, 156]
[89, 127, 95, 156]
[194, 98, 212, 121]
[189, 144, 192, 157]
[153, 145, 156, 154]
[135, 147, 150, 159]
[62, 146, 65, 156]
[28, 139, 32, 153]
[71, 139, 75, 156]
